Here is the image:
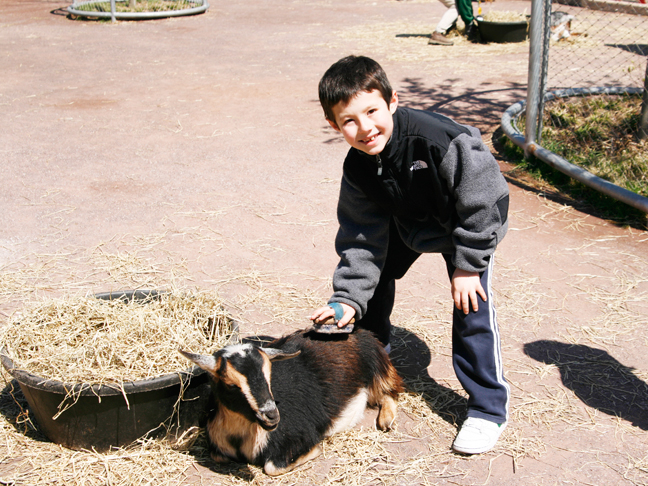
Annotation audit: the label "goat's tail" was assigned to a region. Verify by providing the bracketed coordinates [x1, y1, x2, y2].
[369, 353, 403, 431]
[368, 353, 404, 406]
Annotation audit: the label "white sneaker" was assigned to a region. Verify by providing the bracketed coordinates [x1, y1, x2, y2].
[452, 417, 507, 454]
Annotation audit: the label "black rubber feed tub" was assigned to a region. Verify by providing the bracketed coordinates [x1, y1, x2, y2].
[477, 16, 530, 43]
[0, 289, 236, 452]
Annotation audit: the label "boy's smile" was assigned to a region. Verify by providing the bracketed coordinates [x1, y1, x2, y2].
[329, 89, 398, 156]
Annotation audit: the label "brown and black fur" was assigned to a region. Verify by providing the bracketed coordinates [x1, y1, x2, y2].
[180, 328, 403, 476]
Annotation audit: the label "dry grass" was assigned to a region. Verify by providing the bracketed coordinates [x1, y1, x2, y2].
[0, 254, 520, 485]
[74, 0, 198, 14]
[481, 11, 528, 23]
[0, 221, 647, 484]
[329, 19, 528, 68]
[542, 95, 648, 198]
[566, 268, 648, 348]
[0, 290, 235, 385]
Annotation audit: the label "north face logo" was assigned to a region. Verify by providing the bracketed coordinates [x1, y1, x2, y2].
[410, 160, 428, 171]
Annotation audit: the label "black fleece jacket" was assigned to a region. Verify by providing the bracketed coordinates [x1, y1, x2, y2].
[329, 106, 510, 319]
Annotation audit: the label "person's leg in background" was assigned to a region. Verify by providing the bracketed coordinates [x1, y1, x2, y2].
[429, 0, 458, 46]
[455, 0, 480, 41]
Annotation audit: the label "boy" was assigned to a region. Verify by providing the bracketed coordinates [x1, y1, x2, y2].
[310, 55, 510, 455]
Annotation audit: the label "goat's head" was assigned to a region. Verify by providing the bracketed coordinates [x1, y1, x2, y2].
[180, 343, 300, 431]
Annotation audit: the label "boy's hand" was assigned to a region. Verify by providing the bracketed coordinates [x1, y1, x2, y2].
[310, 303, 356, 328]
[451, 269, 487, 315]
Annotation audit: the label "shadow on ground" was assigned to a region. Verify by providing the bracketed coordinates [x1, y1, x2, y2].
[390, 326, 467, 427]
[397, 78, 527, 130]
[606, 43, 648, 56]
[524, 340, 648, 431]
[0, 379, 50, 444]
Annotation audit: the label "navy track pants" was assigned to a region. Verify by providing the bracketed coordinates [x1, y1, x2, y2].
[355, 222, 510, 423]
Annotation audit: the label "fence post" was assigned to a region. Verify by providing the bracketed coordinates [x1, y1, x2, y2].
[640, 59, 648, 139]
[524, 0, 547, 157]
[536, 0, 553, 145]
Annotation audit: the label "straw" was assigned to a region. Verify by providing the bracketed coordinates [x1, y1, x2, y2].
[0, 229, 647, 484]
[0, 290, 236, 386]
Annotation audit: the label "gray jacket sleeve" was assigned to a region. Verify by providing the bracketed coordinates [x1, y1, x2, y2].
[328, 174, 391, 319]
[441, 126, 509, 273]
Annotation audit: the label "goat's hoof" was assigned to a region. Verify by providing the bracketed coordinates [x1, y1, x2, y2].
[376, 396, 398, 431]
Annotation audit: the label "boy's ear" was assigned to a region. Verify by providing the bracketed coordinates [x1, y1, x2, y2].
[389, 91, 399, 114]
[327, 118, 341, 133]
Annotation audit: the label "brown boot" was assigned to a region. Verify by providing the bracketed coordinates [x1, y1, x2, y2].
[428, 31, 453, 46]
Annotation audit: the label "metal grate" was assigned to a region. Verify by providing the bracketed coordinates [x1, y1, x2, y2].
[67, 0, 209, 21]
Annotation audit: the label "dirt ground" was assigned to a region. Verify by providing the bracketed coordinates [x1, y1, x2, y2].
[1, 0, 647, 485]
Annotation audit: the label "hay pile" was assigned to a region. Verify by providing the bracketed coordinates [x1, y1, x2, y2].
[481, 11, 529, 23]
[0, 289, 236, 385]
[1, 246, 646, 484]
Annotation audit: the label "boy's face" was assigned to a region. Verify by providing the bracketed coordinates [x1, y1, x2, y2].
[328, 89, 398, 156]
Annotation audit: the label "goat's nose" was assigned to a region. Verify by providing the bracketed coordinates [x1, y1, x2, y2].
[257, 400, 280, 429]
[257, 410, 280, 430]
[265, 408, 279, 424]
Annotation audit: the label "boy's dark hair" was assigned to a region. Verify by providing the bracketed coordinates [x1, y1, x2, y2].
[318, 55, 393, 125]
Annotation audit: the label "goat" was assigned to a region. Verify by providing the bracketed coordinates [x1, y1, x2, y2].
[550, 11, 575, 41]
[179, 328, 403, 476]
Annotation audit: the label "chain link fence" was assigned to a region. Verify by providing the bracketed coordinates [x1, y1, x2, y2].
[548, 0, 647, 90]
[502, 0, 648, 212]
[545, 0, 647, 146]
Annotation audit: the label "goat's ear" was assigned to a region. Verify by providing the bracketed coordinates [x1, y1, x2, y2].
[179, 349, 218, 373]
[261, 348, 301, 362]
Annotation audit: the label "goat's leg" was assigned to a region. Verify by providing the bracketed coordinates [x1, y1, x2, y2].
[264, 445, 322, 476]
[376, 395, 397, 431]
